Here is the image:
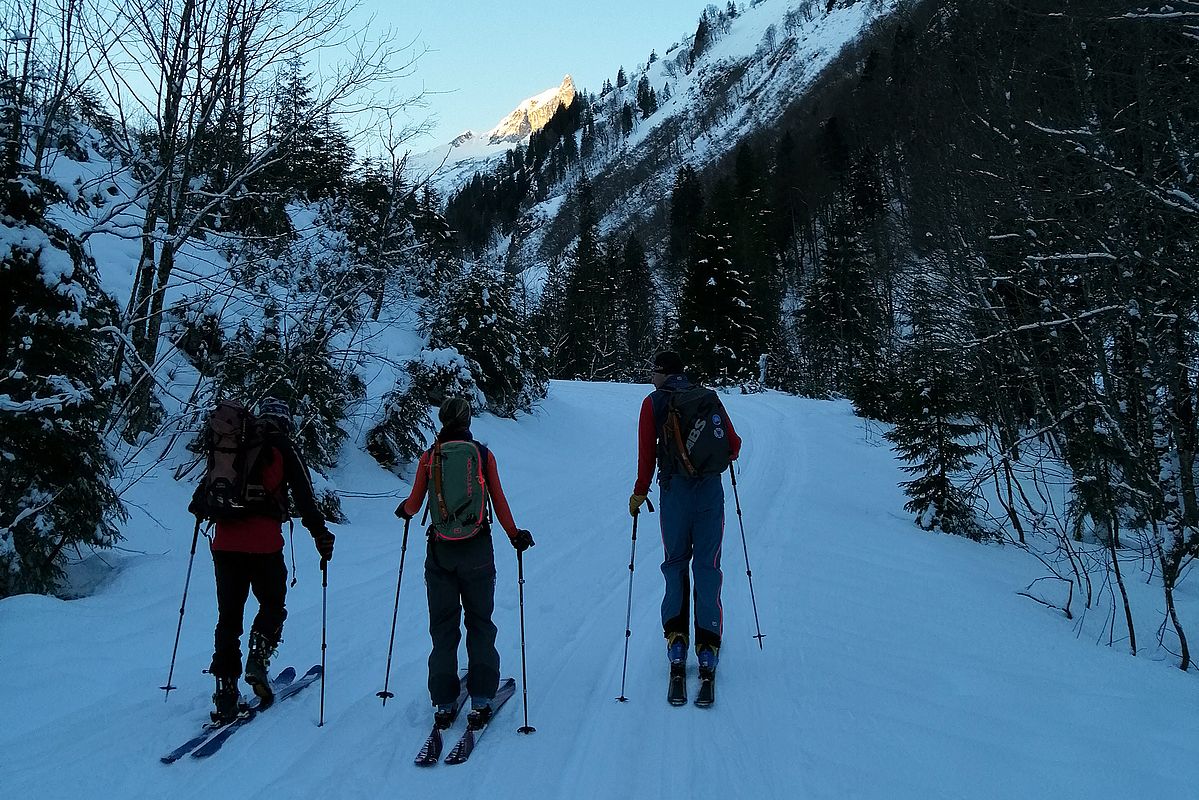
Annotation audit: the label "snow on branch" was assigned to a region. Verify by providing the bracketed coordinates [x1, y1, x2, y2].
[968, 305, 1125, 346]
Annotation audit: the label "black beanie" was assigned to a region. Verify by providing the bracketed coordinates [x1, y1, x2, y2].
[438, 396, 472, 429]
[653, 351, 685, 375]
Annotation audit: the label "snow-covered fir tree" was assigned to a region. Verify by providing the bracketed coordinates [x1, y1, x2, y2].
[422, 262, 544, 418]
[0, 176, 123, 596]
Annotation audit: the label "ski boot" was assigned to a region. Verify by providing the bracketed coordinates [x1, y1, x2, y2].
[695, 645, 718, 708]
[244, 631, 277, 704]
[667, 633, 688, 706]
[211, 676, 243, 724]
[696, 644, 719, 675]
[434, 704, 459, 730]
[667, 632, 688, 665]
[466, 701, 493, 731]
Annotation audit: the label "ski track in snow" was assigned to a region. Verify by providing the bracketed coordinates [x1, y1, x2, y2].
[1, 382, 1198, 799]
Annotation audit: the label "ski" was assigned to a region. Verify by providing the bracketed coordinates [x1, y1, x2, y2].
[694, 669, 716, 708]
[160, 667, 297, 764]
[667, 663, 687, 706]
[413, 674, 470, 767]
[443, 677, 517, 765]
[188, 665, 323, 760]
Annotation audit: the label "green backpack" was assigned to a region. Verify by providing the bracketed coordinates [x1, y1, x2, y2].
[428, 440, 491, 541]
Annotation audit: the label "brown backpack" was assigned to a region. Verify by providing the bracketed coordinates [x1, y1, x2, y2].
[193, 401, 279, 520]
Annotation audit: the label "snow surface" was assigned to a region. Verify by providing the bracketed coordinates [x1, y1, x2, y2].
[2, 382, 1197, 799]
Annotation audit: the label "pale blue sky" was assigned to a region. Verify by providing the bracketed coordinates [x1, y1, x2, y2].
[360, 0, 708, 146]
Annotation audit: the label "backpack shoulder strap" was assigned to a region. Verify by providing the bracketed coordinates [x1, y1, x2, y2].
[431, 440, 449, 522]
[474, 441, 494, 524]
[664, 392, 698, 478]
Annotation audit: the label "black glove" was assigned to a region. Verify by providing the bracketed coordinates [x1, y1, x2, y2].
[187, 487, 206, 520]
[394, 502, 413, 521]
[310, 523, 335, 561]
[511, 529, 535, 552]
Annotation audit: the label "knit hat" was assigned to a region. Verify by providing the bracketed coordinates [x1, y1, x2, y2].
[256, 396, 295, 435]
[438, 396, 472, 430]
[652, 351, 685, 375]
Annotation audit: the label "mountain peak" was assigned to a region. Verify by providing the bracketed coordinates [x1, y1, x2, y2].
[487, 75, 576, 145]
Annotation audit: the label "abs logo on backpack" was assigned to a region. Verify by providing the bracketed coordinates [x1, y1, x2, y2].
[664, 387, 733, 478]
[429, 440, 491, 541]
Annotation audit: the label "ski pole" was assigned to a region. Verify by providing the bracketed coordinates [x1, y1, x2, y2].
[161, 517, 202, 699]
[516, 547, 536, 734]
[377, 517, 411, 706]
[319, 558, 328, 726]
[617, 497, 653, 702]
[730, 469, 765, 648]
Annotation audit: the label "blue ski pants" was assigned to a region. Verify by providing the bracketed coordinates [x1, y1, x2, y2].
[658, 473, 725, 649]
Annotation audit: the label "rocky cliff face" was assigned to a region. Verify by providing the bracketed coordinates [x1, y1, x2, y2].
[487, 75, 576, 144]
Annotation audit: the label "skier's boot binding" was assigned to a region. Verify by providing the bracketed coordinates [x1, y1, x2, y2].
[211, 676, 242, 724]
[466, 703, 493, 730]
[245, 631, 277, 703]
[434, 704, 457, 730]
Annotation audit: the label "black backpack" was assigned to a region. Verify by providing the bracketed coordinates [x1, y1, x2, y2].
[192, 401, 281, 520]
[661, 386, 733, 477]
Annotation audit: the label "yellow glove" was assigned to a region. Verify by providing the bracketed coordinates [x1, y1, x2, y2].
[629, 494, 648, 517]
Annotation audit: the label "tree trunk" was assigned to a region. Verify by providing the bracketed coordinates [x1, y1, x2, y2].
[1108, 521, 1136, 657]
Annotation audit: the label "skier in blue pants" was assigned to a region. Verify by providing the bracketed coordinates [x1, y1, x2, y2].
[630, 351, 742, 673]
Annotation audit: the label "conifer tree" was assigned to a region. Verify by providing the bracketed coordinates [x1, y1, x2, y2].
[263, 57, 353, 201]
[731, 142, 781, 355]
[795, 214, 884, 393]
[619, 234, 658, 376]
[636, 76, 658, 119]
[580, 106, 597, 160]
[367, 383, 432, 477]
[677, 198, 757, 383]
[668, 165, 705, 284]
[424, 263, 542, 417]
[560, 175, 624, 379]
[616, 67, 628, 88]
[1, 176, 123, 596]
[885, 322, 985, 540]
[691, 12, 712, 68]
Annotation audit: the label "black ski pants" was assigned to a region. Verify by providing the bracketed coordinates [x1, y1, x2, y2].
[210, 549, 288, 679]
[425, 532, 500, 707]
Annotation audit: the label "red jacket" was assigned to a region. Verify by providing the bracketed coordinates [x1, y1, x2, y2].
[398, 432, 520, 542]
[208, 432, 324, 554]
[211, 447, 286, 553]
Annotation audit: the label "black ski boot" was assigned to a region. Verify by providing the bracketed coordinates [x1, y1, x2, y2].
[667, 633, 688, 706]
[434, 704, 459, 730]
[695, 645, 718, 708]
[211, 676, 243, 724]
[466, 704, 493, 730]
[244, 631, 277, 704]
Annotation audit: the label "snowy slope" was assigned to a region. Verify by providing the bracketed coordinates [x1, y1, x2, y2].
[507, 0, 903, 268]
[2, 383, 1196, 799]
